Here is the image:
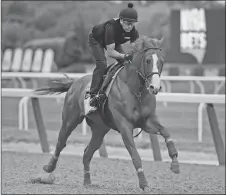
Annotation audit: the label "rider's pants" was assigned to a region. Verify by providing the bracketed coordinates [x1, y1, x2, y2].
[88, 33, 107, 96]
[88, 33, 125, 96]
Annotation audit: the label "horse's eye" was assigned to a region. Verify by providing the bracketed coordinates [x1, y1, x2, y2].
[146, 59, 151, 64]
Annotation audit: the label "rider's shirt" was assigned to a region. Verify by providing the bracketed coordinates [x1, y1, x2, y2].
[92, 18, 139, 49]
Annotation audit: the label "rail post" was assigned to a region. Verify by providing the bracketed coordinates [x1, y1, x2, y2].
[206, 103, 225, 165]
[149, 134, 162, 161]
[31, 98, 50, 153]
[98, 140, 108, 158]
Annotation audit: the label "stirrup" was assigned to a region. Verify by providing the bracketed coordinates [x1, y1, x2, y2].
[97, 93, 107, 101]
[89, 96, 98, 107]
[90, 93, 106, 107]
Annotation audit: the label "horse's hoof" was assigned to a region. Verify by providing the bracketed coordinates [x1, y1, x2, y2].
[83, 173, 91, 186]
[140, 183, 149, 191]
[170, 161, 180, 174]
[43, 164, 56, 173]
[43, 156, 58, 173]
[142, 186, 150, 194]
[83, 179, 91, 186]
[138, 171, 148, 191]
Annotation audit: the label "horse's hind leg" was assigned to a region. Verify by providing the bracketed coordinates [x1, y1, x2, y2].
[144, 114, 180, 174]
[43, 106, 83, 173]
[83, 125, 109, 185]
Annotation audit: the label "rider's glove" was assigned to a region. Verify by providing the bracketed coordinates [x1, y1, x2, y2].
[123, 54, 133, 62]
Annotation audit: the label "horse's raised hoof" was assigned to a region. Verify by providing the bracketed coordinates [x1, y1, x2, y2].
[83, 173, 91, 186]
[170, 160, 180, 174]
[43, 156, 58, 173]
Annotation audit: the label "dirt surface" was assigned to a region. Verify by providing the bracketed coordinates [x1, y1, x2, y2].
[2, 142, 219, 165]
[2, 151, 225, 194]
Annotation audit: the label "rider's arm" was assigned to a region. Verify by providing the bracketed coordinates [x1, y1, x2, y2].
[106, 44, 125, 59]
[115, 44, 125, 54]
[105, 24, 125, 60]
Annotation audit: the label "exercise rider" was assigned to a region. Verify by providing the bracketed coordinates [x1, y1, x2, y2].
[88, 2, 140, 110]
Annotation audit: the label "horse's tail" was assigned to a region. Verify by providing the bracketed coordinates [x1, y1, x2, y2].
[35, 74, 74, 95]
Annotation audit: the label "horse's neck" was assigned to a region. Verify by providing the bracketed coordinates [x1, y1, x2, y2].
[119, 64, 143, 95]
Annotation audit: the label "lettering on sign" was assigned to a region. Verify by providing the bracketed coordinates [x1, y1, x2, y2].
[180, 8, 207, 64]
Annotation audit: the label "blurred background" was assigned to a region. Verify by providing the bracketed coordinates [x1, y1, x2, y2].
[1, 1, 225, 165]
[1, 1, 225, 74]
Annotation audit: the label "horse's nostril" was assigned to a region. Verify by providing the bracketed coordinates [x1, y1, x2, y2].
[149, 85, 154, 90]
[149, 85, 160, 95]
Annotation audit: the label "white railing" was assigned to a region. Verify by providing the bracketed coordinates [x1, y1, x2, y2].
[2, 72, 225, 94]
[2, 88, 225, 143]
[2, 72, 225, 126]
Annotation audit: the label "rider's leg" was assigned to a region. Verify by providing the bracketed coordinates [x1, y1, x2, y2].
[88, 33, 107, 107]
[97, 45, 126, 95]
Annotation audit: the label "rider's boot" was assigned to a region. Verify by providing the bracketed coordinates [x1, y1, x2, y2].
[89, 80, 107, 108]
[89, 61, 124, 109]
[89, 72, 112, 108]
[90, 63, 124, 108]
[89, 92, 106, 108]
[89, 68, 105, 109]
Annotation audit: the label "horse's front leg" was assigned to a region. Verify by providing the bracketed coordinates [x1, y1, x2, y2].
[114, 113, 149, 191]
[143, 114, 180, 174]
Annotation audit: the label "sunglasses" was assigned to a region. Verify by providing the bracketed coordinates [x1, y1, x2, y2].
[123, 20, 136, 27]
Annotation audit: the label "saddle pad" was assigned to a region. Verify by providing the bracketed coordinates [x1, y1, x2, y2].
[105, 66, 124, 96]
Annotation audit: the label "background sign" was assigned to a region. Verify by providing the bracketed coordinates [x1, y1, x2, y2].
[166, 8, 225, 65]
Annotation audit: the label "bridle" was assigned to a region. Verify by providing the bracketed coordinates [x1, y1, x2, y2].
[129, 47, 162, 138]
[128, 47, 162, 92]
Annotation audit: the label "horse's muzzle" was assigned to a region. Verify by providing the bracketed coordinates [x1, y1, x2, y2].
[148, 73, 161, 95]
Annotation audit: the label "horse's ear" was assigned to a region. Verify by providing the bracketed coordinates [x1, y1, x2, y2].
[142, 39, 146, 50]
[158, 36, 164, 48]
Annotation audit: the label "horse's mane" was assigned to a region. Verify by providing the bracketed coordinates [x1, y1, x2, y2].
[125, 35, 164, 71]
[130, 35, 161, 54]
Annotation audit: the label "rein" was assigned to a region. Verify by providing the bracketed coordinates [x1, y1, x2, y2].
[127, 47, 161, 98]
[128, 47, 161, 138]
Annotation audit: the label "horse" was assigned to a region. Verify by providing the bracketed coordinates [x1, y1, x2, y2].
[35, 35, 180, 192]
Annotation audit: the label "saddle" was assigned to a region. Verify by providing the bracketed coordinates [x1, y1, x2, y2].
[84, 60, 124, 129]
[101, 61, 124, 91]
[84, 61, 125, 129]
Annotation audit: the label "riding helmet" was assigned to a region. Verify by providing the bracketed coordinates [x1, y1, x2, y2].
[119, 3, 138, 22]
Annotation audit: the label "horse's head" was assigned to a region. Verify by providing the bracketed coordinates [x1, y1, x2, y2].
[130, 36, 164, 95]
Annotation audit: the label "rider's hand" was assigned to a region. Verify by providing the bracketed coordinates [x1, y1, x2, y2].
[123, 54, 133, 62]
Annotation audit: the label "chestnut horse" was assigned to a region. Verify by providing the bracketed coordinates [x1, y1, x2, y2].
[35, 36, 180, 191]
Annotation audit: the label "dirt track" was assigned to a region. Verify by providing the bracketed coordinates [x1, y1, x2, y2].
[2, 151, 225, 194]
